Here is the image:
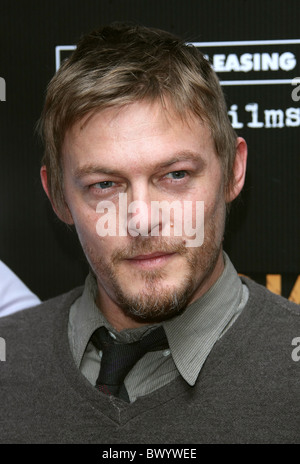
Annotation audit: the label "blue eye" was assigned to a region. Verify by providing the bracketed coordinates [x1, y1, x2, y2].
[94, 181, 115, 189]
[165, 171, 187, 180]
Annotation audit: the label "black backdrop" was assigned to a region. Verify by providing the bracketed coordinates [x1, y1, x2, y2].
[0, 0, 299, 302]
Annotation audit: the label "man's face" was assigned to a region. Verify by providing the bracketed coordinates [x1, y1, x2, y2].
[60, 100, 230, 326]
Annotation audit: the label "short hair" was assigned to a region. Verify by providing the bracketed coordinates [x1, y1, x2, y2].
[38, 23, 237, 213]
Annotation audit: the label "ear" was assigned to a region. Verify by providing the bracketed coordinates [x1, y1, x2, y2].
[40, 165, 74, 225]
[225, 137, 247, 203]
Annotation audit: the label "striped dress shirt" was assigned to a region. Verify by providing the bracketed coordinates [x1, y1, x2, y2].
[68, 252, 249, 402]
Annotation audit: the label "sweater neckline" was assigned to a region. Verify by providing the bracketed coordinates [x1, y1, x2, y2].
[54, 290, 190, 425]
[52, 276, 264, 426]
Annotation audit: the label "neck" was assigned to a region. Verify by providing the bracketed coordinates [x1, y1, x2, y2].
[95, 291, 149, 331]
[188, 249, 225, 305]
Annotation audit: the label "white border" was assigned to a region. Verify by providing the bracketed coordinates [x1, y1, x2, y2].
[55, 45, 76, 71]
[55, 39, 300, 85]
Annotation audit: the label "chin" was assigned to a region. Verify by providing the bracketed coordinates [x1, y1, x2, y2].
[115, 277, 197, 324]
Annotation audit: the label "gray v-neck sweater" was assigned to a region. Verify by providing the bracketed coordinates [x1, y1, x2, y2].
[0, 277, 299, 444]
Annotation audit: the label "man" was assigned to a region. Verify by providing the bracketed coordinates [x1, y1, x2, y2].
[0, 23, 299, 444]
[0, 260, 40, 316]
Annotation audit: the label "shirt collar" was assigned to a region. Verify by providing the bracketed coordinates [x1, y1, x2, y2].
[162, 252, 243, 385]
[68, 252, 243, 385]
[68, 274, 161, 367]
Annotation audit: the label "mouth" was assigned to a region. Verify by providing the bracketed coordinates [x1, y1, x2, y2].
[125, 251, 177, 269]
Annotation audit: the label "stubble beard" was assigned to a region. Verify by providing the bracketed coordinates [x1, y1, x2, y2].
[85, 218, 223, 324]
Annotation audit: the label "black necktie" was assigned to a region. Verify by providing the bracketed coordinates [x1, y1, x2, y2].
[91, 325, 169, 402]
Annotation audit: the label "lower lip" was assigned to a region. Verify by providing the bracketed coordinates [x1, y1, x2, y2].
[126, 253, 176, 270]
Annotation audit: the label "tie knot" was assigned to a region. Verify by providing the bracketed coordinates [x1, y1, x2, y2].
[91, 325, 169, 401]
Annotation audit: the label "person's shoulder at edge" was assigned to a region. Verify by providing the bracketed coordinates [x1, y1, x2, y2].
[0, 260, 41, 317]
[0, 285, 84, 326]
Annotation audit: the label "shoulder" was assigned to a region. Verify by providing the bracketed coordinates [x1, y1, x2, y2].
[241, 275, 300, 317]
[0, 286, 84, 338]
[0, 286, 84, 374]
[0, 286, 85, 412]
[239, 276, 300, 353]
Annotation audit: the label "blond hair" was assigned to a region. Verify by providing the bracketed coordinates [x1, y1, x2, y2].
[39, 23, 237, 212]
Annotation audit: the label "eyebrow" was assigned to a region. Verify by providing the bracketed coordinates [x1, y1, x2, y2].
[74, 165, 122, 179]
[73, 151, 206, 180]
[158, 151, 206, 169]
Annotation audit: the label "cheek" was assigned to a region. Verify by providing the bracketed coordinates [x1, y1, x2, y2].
[202, 187, 226, 240]
[204, 175, 226, 213]
[205, 196, 223, 217]
[70, 207, 100, 247]
[76, 215, 125, 259]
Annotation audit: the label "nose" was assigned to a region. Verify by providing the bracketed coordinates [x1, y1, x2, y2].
[126, 185, 160, 237]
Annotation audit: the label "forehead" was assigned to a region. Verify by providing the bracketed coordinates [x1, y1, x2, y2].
[62, 100, 218, 172]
